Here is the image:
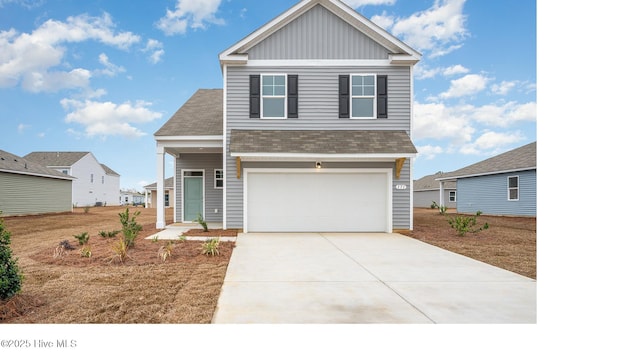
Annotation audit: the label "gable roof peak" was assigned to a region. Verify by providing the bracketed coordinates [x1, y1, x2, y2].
[219, 0, 421, 65]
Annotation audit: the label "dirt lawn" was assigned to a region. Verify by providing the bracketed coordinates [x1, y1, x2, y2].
[1, 206, 535, 323]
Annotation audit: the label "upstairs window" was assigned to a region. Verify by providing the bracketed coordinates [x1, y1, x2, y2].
[351, 75, 376, 118]
[250, 74, 298, 119]
[508, 176, 519, 201]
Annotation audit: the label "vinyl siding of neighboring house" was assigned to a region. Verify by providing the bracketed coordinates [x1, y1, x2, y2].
[175, 154, 223, 223]
[414, 188, 457, 209]
[103, 173, 120, 206]
[0, 172, 72, 216]
[68, 154, 113, 207]
[456, 170, 536, 216]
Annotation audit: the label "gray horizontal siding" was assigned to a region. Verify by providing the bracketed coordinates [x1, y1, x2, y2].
[456, 170, 536, 216]
[249, 4, 390, 60]
[175, 154, 223, 223]
[0, 172, 72, 216]
[226, 66, 411, 131]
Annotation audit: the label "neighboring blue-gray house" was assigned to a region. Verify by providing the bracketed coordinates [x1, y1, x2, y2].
[154, 0, 421, 232]
[435, 142, 536, 217]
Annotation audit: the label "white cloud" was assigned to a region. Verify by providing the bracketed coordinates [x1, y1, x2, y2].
[61, 98, 162, 138]
[96, 53, 125, 77]
[0, 13, 140, 92]
[416, 144, 444, 159]
[413, 102, 475, 144]
[379, 0, 468, 58]
[470, 101, 537, 127]
[414, 63, 469, 80]
[143, 39, 164, 64]
[442, 65, 469, 76]
[491, 80, 516, 95]
[459, 131, 526, 155]
[440, 74, 489, 98]
[344, 0, 396, 9]
[156, 0, 225, 36]
[17, 123, 30, 133]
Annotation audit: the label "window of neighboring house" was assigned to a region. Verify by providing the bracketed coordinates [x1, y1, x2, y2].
[60, 169, 69, 175]
[261, 74, 287, 119]
[102, 176, 105, 184]
[351, 74, 376, 118]
[508, 176, 519, 201]
[164, 193, 170, 207]
[215, 169, 224, 189]
[449, 191, 456, 202]
[91, 174, 94, 183]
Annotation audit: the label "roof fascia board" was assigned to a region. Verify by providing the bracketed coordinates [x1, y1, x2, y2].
[436, 166, 537, 181]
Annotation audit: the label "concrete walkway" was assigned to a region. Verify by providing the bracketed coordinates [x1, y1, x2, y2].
[212, 233, 536, 324]
[145, 223, 236, 242]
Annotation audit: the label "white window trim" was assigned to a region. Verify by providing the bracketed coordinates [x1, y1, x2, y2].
[214, 169, 224, 189]
[350, 74, 377, 119]
[508, 175, 519, 201]
[261, 74, 287, 119]
[449, 191, 456, 202]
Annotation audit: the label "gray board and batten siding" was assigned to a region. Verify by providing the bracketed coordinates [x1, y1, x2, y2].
[456, 170, 536, 217]
[174, 153, 223, 223]
[247, 4, 391, 60]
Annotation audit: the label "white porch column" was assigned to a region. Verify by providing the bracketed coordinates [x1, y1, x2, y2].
[156, 144, 166, 229]
[439, 181, 445, 207]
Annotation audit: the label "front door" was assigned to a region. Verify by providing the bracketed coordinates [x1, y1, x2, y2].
[184, 175, 203, 222]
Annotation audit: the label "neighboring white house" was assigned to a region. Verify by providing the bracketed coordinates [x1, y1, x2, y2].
[24, 151, 120, 207]
[119, 190, 145, 206]
[1, 149, 74, 216]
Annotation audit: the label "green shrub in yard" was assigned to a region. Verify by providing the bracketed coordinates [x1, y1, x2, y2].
[202, 238, 220, 256]
[74, 232, 90, 245]
[0, 212, 22, 300]
[99, 230, 121, 238]
[195, 213, 209, 232]
[119, 207, 142, 247]
[447, 211, 489, 236]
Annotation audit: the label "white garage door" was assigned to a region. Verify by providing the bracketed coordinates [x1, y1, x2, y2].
[246, 170, 390, 232]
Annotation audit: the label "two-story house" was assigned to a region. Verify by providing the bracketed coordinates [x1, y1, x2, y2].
[154, 0, 421, 232]
[24, 151, 120, 207]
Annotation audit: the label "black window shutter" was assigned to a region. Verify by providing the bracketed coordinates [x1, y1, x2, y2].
[339, 75, 350, 118]
[249, 75, 260, 118]
[287, 75, 298, 118]
[377, 75, 388, 118]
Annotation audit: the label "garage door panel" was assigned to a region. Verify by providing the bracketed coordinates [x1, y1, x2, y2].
[247, 171, 389, 232]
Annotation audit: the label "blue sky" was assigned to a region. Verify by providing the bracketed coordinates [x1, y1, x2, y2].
[1, 0, 536, 191]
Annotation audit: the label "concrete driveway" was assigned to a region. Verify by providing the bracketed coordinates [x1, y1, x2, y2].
[212, 233, 536, 324]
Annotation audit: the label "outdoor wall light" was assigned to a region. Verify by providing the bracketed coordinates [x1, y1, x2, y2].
[315, 161, 322, 169]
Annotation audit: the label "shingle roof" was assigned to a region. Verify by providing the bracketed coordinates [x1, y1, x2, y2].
[144, 177, 174, 190]
[101, 164, 120, 176]
[414, 172, 456, 191]
[23, 151, 89, 167]
[154, 89, 223, 137]
[438, 142, 537, 180]
[230, 130, 417, 155]
[0, 149, 74, 180]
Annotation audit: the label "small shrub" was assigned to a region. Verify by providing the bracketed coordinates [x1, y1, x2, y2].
[151, 235, 159, 243]
[201, 238, 220, 256]
[108, 238, 131, 264]
[58, 240, 76, 250]
[195, 213, 209, 232]
[80, 246, 92, 258]
[430, 201, 438, 209]
[0, 214, 23, 300]
[119, 208, 142, 247]
[99, 230, 121, 238]
[178, 234, 187, 242]
[73, 232, 89, 245]
[158, 241, 176, 262]
[83, 206, 90, 214]
[447, 211, 489, 236]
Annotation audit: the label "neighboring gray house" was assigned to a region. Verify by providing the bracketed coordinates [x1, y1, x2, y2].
[154, 0, 421, 232]
[24, 151, 120, 207]
[413, 172, 457, 209]
[0, 149, 74, 216]
[436, 142, 536, 217]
